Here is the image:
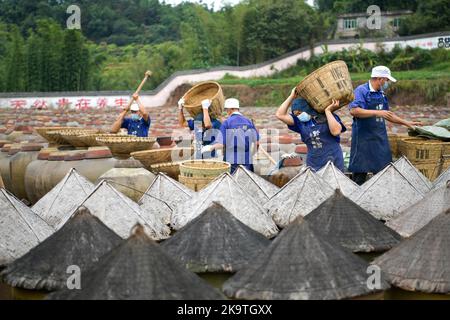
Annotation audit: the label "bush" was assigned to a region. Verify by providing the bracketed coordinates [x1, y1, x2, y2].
[278, 45, 438, 75]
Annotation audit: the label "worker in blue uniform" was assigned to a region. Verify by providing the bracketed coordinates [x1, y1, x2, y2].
[201, 98, 259, 174]
[111, 93, 151, 137]
[276, 88, 347, 172]
[349, 66, 422, 185]
[178, 98, 222, 159]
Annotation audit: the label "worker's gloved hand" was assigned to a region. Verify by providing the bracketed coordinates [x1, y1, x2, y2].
[201, 99, 211, 110]
[281, 152, 297, 160]
[201, 145, 214, 154]
[178, 98, 185, 110]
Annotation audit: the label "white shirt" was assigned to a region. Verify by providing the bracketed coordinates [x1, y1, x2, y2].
[369, 80, 384, 93]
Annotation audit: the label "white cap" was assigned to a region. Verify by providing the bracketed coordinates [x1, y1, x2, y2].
[224, 98, 240, 109]
[371, 66, 397, 82]
[130, 104, 139, 112]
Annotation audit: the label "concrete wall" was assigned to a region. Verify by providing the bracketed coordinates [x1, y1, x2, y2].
[0, 31, 449, 109]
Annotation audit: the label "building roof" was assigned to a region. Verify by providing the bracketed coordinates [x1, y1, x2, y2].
[139, 173, 193, 225]
[317, 161, 361, 200]
[69, 181, 171, 240]
[355, 164, 425, 221]
[1, 207, 122, 291]
[223, 217, 390, 300]
[387, 182, 450, 238]
[264, 168, 335, 227]
[32, 168, 95, 229]
[171, 173, 279, 238]
[233, 165, 280, 203]
[162, 202, 270, 273]
[373, 209, 450, 294]
[305, 190, 401, 253]
[47, 225, 225, 300]
[0, 189, 54, 266]
[433, 167, 450, 190]
[393, 157, 432, 195]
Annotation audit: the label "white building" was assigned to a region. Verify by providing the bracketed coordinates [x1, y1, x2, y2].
[335, 10, 413, 39]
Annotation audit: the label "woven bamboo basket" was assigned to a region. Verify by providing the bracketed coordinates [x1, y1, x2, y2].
[180, 160, 231, 178]
[35, 127, 79, 144]
[443, 142, 450, 157]
[178, 175, 213, 192]
[399, 138, 444, 162]
[60, 130, 102, 147]
[442, 156, 450, 174]
[296, 61, 354, 113]
[46, 130, 73, 145]
[411, 159, 444, 181]
[150, 162, 183, 180]
[182, 81, 224, 118]
[388, 134, 409, 158]
[77, 134, 128, 147]
[96, 136, 157, 159]
[49, 129, 101, 146]
[388, 134, 399, 158]
[398, 136, 423, 156]
[131, 147, 194, 170]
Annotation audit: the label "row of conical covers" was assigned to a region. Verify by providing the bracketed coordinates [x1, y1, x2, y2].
[0, 159, 449, 299]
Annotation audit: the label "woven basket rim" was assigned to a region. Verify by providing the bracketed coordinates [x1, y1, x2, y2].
[179, 175, 215, 182]
[182, 81, 222, 109]
[96, 137, 156, 144]
[150, 161, 183, 168]
[297, 60, 348, 89]
[131, 147, 193, 156]
[79, 133, 127, 137]
[402, 138, 445, 146]
[180, 160, 231, 170]
[59, 130, 99, 136]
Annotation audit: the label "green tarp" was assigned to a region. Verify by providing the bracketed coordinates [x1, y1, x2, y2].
[409, 125, 450, 141]
[435, 118, 450, 130]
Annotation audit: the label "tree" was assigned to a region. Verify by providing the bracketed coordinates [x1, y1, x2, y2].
[240, 0, 316, 64]
[35, 19, 63, 91]
[61, 30, 84, 91]
[5, 26, 26, 92]
[400, 0, 450, 35]
[25, 31, 42, 91]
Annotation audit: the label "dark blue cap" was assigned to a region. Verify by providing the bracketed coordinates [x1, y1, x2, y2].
[291, 98, 320, 116]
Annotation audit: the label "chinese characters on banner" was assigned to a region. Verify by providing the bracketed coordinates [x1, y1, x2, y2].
[10, 100, 27, 109]
[7, 97, 131, 109]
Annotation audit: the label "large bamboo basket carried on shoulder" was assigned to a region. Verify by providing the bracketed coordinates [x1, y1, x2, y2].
[182, 81, 224, 119]
[131, 147, 194, 170]
[296, 61, 354, 113]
